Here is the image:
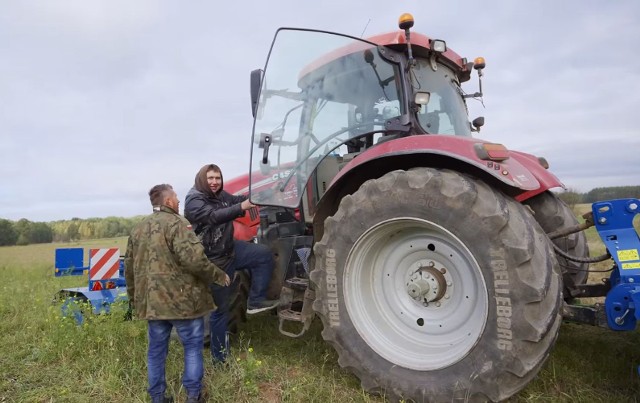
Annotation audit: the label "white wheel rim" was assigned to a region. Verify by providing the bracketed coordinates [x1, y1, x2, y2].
[343, 217, 488, 370]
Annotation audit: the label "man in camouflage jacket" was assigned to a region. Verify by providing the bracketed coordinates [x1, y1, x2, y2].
[125, 184, 230, 403]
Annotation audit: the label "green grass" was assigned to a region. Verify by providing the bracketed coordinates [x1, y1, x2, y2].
[2, 228, 640, 402]
[0, 238, 378, 403]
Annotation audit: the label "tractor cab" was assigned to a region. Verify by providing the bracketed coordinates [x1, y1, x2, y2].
[249, 14, 485, 210]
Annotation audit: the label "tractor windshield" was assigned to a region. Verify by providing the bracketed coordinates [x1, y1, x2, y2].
[411, 59, 471, 137]
[249, 29, 403, 208]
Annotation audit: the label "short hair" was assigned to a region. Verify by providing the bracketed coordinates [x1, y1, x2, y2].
[148, 184, 173, 206]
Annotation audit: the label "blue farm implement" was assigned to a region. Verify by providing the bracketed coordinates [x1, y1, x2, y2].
[562, 198, 640, 325]
[54, 247, 127, 322]
[595, 199, 640, 332]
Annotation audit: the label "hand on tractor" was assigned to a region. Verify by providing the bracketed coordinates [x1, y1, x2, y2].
[240, 199, 256, 211]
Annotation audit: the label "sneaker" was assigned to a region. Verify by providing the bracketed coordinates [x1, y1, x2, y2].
[247, 299, 279, 314]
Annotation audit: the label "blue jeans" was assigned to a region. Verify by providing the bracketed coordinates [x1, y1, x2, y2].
[147, 317, 205, 401]
[209, 240, 274, 362]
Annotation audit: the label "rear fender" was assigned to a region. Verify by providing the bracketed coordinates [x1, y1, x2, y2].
[313, 135, 563, 240]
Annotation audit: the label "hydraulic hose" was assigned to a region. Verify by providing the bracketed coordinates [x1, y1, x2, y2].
[552, 243, 610, 264]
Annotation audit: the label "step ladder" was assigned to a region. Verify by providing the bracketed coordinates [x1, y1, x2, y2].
[277, 277, 315, 338]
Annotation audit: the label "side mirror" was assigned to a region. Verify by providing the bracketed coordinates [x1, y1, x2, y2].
[471, 116, 485, 132]
[250, 69, 263, 118]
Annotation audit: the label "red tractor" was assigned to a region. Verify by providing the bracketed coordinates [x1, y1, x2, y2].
[225, 14, 589, 402]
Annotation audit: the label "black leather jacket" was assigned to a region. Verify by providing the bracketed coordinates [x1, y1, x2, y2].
[184, 187, 246, 268]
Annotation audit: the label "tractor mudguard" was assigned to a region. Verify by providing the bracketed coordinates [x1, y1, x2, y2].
[313, 135, 563, 240]
[333, 135, 559, 195]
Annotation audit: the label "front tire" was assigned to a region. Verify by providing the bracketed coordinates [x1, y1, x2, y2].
[310, 168, 562, 402]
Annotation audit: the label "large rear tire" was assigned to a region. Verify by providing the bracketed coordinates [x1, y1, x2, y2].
[310, 168, 562, 402]
[524, 191, 590, 294]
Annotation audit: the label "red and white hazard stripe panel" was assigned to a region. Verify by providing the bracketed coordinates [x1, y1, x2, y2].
[89, 248, 120, 281]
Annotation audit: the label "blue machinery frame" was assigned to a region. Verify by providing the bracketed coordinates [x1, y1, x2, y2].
[54, 248, 128, 321]
[592, 199, 640, 331]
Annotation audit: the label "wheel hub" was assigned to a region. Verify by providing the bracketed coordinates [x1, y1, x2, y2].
[406, 263, 448, 305]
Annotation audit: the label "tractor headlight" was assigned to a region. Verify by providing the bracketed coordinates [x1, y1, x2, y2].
[431, 39, 447, 53]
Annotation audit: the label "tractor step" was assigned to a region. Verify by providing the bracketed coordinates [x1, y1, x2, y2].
[278, 308, 303, 322]
[285, 277, 309, 290]
[277, 287, 316, 338]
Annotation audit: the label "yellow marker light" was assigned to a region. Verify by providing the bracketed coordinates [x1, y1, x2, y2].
[398, 13, 414, 30]
[474, 57, 486, 70]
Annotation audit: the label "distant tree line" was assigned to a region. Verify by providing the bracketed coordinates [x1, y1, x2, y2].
[0, 218, 53, 246]
[1, 185, 638, 247]
[0, 216, 144, 247]
[557, 186, 640, 208]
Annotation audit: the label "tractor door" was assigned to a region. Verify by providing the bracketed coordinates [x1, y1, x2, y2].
[249, 28, 405, 209]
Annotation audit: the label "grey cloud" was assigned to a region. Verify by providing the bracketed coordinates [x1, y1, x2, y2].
[1, 0, 639, 221]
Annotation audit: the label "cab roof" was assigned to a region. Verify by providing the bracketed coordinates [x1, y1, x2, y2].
[298, 30, 469, 85]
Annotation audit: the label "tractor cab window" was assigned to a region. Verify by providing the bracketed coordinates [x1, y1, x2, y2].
[250, 29, 403, 208]
[412, 59, 471, 137]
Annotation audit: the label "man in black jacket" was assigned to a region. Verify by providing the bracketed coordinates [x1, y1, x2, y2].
[184, 163, 277, 364]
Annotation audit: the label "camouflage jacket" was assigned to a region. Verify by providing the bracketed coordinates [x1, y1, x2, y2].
[124, 205, 228, 320]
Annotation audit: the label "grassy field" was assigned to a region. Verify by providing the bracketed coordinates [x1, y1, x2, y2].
[1, 211, 640, 402]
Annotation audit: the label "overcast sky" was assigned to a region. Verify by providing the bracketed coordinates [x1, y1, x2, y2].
[1, 1, 639, 222]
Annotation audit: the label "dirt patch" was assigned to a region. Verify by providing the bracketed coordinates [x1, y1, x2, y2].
[258, 381, 282, 403]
